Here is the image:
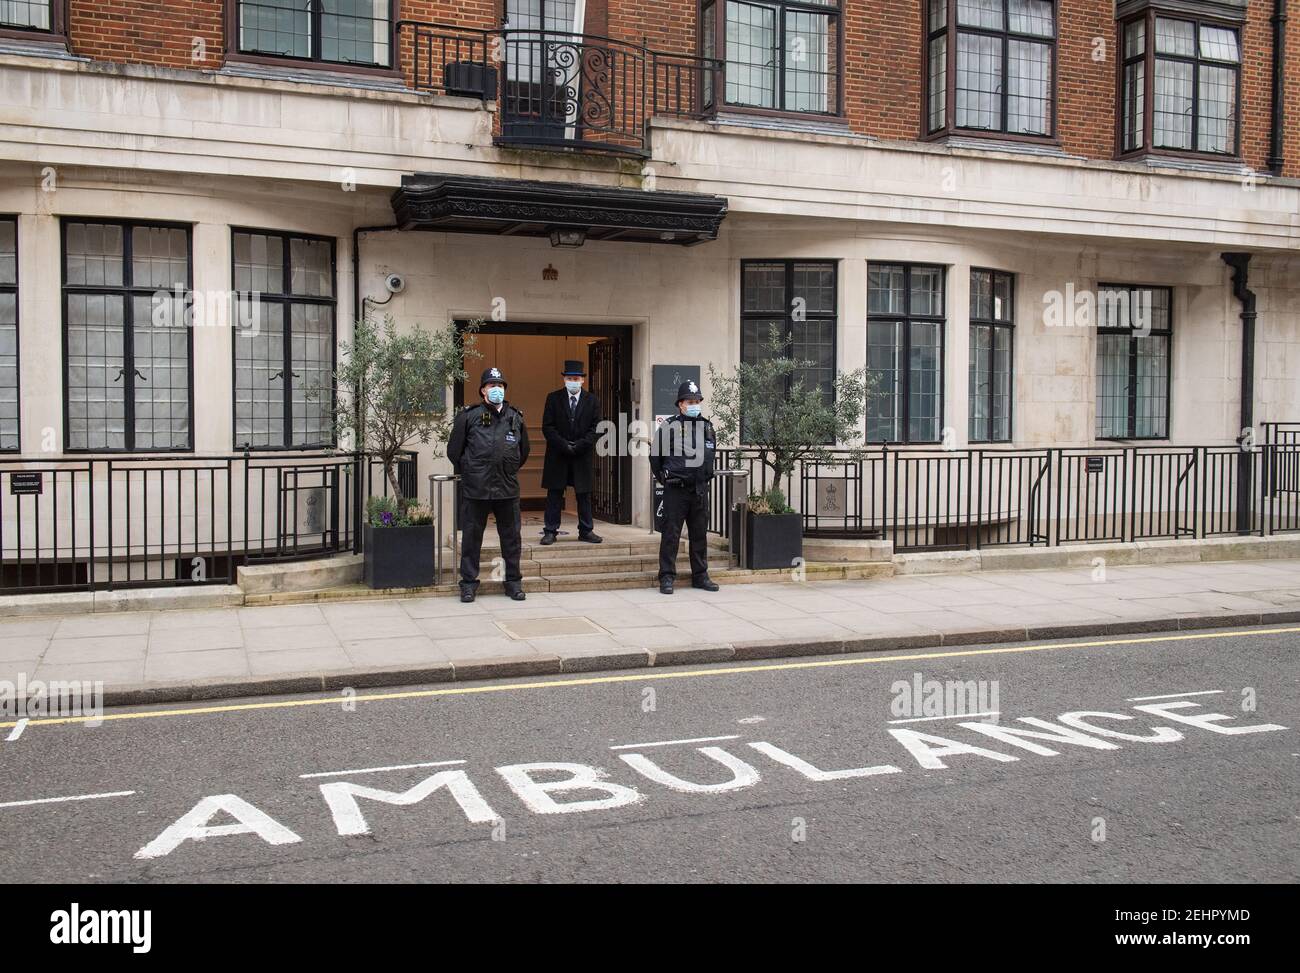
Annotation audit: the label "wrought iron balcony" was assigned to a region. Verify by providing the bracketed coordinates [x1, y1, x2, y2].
[397, 22, 721, 156]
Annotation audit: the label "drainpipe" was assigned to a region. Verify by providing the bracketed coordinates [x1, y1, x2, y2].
[1269, 0, 1288, 174]
[350, 224, 397, 550]
[1222, 253, 1257, 534]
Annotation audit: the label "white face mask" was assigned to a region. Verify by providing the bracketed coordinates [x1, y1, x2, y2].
[565, 380, 583, 394]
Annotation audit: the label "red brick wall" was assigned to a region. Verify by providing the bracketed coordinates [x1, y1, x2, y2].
[52, 0, 1300, 176]
[69, 0, 223, 68]
[1055, 0, 1114, 160]
[1287, 9, 1300, 178]
[847, 1, 920, 140]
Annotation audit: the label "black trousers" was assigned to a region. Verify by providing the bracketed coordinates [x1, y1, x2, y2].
[658, 484, 710, 582]
[544, 488, 594, 535]
[460, 497, 523, 587]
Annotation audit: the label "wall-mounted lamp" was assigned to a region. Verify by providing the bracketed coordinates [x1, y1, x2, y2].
[548, 227, 587, 248]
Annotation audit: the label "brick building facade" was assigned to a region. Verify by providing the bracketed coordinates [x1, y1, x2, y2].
[1, 0, 1299, 591]
[6, 1, 1294, 174]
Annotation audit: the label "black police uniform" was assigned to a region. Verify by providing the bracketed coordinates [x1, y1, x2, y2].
[649, 383, 717, 592]
[447, 368, 530, 599]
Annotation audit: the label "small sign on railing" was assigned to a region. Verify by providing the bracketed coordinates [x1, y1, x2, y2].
[1085, 456, 1106, 474]
[9, 472, 42, 496]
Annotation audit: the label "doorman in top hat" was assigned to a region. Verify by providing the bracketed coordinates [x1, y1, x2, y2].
[540, 359, 603, 545]
[447, 366, 529, 603]
[649, 380, 719, 595]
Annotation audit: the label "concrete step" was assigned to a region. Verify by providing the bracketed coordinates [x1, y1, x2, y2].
[526, 554, 732, 577]
[238, 554, 364, 595]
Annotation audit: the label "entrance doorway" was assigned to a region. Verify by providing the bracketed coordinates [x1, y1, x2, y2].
[455, 322, 633, 524]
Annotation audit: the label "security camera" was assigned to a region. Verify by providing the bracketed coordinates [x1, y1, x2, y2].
[384, 273, 406, 295]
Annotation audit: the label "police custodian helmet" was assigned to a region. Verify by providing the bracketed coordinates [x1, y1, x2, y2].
[676, 380, 703, 402]
[479, 366, 507, 388]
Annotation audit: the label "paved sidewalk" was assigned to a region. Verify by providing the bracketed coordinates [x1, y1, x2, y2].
[5, 557, 1300, 706]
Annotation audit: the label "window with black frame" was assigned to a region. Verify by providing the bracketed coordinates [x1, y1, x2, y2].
[0, 218, 16, 451]
[968, 268, 1013, 443]
[236, 0, 392, 68]
[1, 0, 52, 30]
[233, 230, 335, 450]
[740, 261, 837, 432]
[925, 0, 1056, 138]
[701, 0, 840, 115]
[1120, 12, 1240, 156]
[867, 263, 945, 444]
[1095, 285, 1172, 440]
[62, 221, 192, 453]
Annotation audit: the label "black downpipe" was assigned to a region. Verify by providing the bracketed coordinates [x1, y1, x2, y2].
[1269, 0, 1288, 174]
[350, 224, 398, 551]
[1223, 253, 1257, 534]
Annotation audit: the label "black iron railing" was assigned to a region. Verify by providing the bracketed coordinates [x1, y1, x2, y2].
[398, 22, 721, 155]
[0, 451, 416, 594]
[716, 438, 1299, 552]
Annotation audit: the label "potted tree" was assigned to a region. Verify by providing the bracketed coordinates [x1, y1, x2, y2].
[318, 314, 479, 589]
[709, 326, 868, 570]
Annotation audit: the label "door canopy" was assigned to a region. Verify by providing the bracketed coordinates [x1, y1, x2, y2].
[391, 173, 729, 246]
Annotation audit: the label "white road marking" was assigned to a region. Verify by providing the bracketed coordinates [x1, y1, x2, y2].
[608, 734, 741, 750]
[0, 790, 135, 809]
[1126, 690, 1224, 702]
[5, 718, 28, 742]
[298, 759, 467, 780]
[887, 712, 1000, 725]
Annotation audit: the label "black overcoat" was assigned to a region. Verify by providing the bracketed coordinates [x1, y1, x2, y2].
[541, 387, 601, 492]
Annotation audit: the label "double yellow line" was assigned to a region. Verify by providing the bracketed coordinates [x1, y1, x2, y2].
[3, 625, 1294, 732]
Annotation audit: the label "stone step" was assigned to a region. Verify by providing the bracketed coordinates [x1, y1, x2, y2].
[526, 554, 732, 577]
[237, 554, 364, 595]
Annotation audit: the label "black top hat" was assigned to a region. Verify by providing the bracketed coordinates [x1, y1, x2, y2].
[479, 366, 507, 388]
[676, 380, 704, 402]
[562, 360, 586, 376]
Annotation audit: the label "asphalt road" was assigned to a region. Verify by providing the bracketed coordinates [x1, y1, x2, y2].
[2, 624, 1297, 883]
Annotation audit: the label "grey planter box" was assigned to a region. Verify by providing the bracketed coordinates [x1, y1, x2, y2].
[363, 523, 435, 589]
[731, 510, 803, 570]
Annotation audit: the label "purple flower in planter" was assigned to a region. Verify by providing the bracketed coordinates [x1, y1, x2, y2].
[381, 511, 394, 527]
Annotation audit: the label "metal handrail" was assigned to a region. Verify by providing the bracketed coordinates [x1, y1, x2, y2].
[429, 473, 460, 584]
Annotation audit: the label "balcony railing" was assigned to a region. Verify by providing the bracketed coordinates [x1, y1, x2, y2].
[397, 22, 721, 156]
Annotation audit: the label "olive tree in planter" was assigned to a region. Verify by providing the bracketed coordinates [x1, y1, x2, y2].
[316, 314, 479, 589]
[708, 326, 868, 570]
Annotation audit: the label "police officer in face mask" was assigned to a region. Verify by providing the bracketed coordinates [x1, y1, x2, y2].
[649, 381, 720, 595]
[447, 367, 530, 603]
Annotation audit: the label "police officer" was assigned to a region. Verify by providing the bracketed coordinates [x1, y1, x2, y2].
[447, 366, 529, 603]
[649, 380, 720, 595]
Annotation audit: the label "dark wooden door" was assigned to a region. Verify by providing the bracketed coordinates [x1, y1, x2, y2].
[589, 337, 623, 523]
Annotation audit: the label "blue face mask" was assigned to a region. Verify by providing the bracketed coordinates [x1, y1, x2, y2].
[684, 403, 702, 418]
[565, 380, 583, 394]
[486, 387, 505, 405]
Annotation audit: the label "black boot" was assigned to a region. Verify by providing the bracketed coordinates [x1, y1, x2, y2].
[540, 531, 557, 546]
[692, 576, 720, 592]
[579, 531, 603, 544]
[459, 583, 477, 603]
[504, 582, 526, 601]
[659, 577, 674, 595]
